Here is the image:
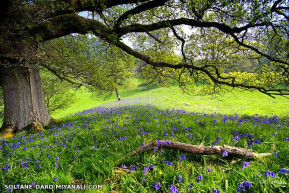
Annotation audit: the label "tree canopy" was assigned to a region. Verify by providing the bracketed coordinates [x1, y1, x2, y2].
[0, 0, 289, 98]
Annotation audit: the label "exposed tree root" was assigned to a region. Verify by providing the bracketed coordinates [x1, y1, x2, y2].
[0, 127, 15, 139]
[118, 140, 272, 164]
[49, 119, 64, 125]
[0, 119, 63, 140]
[0, 121, 46, 139]
[31, 121, 46, 133]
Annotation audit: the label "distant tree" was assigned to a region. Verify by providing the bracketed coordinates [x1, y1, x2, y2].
[93, 43, 135, 101]
[0, 0, 288, 133]
[39, 35, 135, 101]
[41, 68, 77, 114]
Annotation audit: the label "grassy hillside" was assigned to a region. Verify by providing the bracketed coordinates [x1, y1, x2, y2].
[1, 105, 289, 192]
[52, 82, 289, 119]
[1, 81, 289, 192]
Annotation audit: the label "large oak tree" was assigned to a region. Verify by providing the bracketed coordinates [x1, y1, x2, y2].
[0, 0, 288, 135]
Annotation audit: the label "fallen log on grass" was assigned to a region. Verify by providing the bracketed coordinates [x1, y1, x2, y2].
[118, 140, 271, 163]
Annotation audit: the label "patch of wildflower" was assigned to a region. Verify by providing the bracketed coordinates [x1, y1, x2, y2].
[237, 180, 252, 192]
[154, 182, 161, 191]
[265, 170, 276, 178]
[169, 184, 178, 193]
[242, 162, 250, 170]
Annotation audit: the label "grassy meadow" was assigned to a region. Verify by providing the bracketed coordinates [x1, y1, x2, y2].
[52, 81, 289, 119]
[1, 82, 289, 192]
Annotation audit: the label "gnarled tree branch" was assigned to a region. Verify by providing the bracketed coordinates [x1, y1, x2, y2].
[115, 0, 169, 27]
[117, 140, 272, 164]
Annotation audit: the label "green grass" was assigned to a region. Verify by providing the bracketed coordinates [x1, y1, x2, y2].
[1, 81, 289, 192]
[52, 82, 289, 119]
[1, 105, 288, 192]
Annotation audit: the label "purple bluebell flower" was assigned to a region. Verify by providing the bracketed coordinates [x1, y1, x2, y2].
[241, 133, 248, 137]
[150, 164, 155, 170]
[213, 189, 220, 193]
[53, 177, 58, 181]
[169, 184, 178, 193]
[279, 168, 289, 173]
[198, 175, 203, 181]
[144, 166, 150, 175]
[121, 164, 126, 168]
[180, 155, 186, 162]
[213, 137, 222, 146]
[130, 165, 135, 171]
[234, 132, 239, 135]
[163, 160, 168, 164]
[169, 161, 173, 166]
[237, 180, 252, 192]
[212, 120, 217, 125]
[222, 150, 228, 157]
[207, 168, 212, 172]
[243, 180, 252, 187]
[242, 162, 250, 170]
[189, 184, 193, 190]
[273, 152, 277, 157]
[234, 136, 240, 141]
[178, 175, 182, 182]
[154, 182, 161, 190]
[265, 170, 276, 178]
[254, 140, 262, 145]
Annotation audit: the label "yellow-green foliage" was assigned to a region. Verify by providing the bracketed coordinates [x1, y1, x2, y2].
[139, 51, 184, 87]
[39, 35, 135, 97]
[90, 43, 135, 93]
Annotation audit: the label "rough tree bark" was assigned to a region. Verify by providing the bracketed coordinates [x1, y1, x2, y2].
[0, 64, 51, 137]
[115, 87, 121, 101]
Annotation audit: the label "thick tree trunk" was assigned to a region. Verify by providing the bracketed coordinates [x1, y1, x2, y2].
[0, 65, 51, 134]
[115, 87, 121, 101]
